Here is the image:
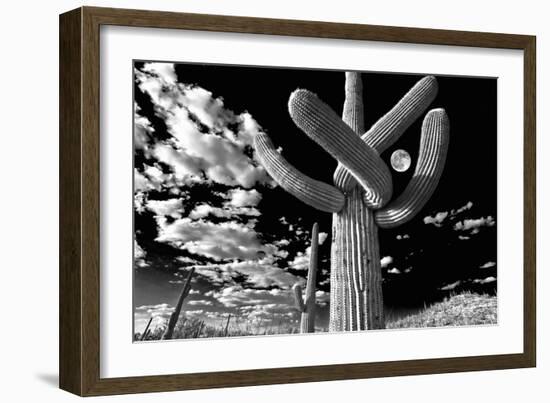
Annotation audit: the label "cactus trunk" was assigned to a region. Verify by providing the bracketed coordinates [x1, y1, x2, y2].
[329, 187, 384, 331]
[329, 72, 384, 331]
[299, 312, 314, 333]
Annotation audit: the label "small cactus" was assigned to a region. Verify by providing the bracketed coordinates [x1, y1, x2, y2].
[293, 222, 319, 333]
[162, 267, 195, 340]
[140, 316, 153, 341]
[223, 314, 232, 337]
[255, 72, 449, 331]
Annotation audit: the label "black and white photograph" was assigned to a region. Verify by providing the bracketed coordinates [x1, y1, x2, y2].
[2, 0, 543, 400]
[132, 61, 497, 341]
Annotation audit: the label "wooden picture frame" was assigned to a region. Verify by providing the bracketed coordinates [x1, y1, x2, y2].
[59, 6, 536, 396]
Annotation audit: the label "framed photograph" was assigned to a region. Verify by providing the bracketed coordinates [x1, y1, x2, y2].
[59, 6, 536, 396]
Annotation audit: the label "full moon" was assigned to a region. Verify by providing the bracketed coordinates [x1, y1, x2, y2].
[390, 149, 412, 172]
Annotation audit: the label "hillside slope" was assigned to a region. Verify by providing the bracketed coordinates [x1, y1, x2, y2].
[387, 292, 497, 329]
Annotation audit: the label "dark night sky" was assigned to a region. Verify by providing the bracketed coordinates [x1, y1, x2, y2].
[133, 61, 497, 335]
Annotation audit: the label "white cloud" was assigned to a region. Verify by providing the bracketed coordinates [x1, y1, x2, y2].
[141, 62, 178, 84]
[315, 290, 330, 305]
[146, 198, 184, 218]
[319, 277, 330, 286]
[152, 142, 204, 179]
[275, 239, 291, 247]
[454, 216, 495, 232]
[439, 280, 461, 291]
[423, 211, 449, 226]
[480, 261, 496, 269]
[134, 240, 148, 268]
[188, 300, 214, 306]
[188, 203, 260, 220]
[226, 188, 262, 207]
[143, 165, 169, 189]
[192, 265, 234, 285]
[231, 261, 299, 288]
[134, 109, 155, 158]
[176, 256, 199, 264]
[380, 256, 393, 268]
[185, 309, 205, 317]
[452, 201, 473, 215]
[134, 303, 175, 333]
[134, 168, 156, 193]
[473, 276, 497, 284]
[189, 259, 301, 289]
[137, 163, 197, 195]
[179, 86, 233, 130]
[387, 268, 401, 274]
[156, 218, 278, 261]
[135, 303, 174, 321]
[288, 251, 310, 271]
[135, 240, 146, 259]
[187, 204, 220, 220]
[213, 286, 291, 308]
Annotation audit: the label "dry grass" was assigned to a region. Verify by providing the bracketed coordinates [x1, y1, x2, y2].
[136, 292, 497, 341]
[136, 317, 299, 341]
[387, 292, 497, 329]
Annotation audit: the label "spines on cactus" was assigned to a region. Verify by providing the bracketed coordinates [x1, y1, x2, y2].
[292, 222, 320, 333]
[288, 90, 392, 208]
[162, 267, 195, 340]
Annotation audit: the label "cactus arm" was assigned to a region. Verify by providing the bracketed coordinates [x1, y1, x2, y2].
[162, 267, 195, 340]
[292, 284, 305, 312]
[304, 222, 319, 310]
[334, 76, 439, 190]
[288, 90, 393, 208]
[375, 108, 450, 228]
[366, 76, 439, 152]
[254, 132, 345, 213]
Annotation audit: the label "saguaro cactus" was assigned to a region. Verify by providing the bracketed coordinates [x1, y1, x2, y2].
[162, 267, 195, 340]
[223, 314, 232, 337]
[255, 72, 449, 331]
[140, 316, 153, 341]
[293, 222, 320, 333]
